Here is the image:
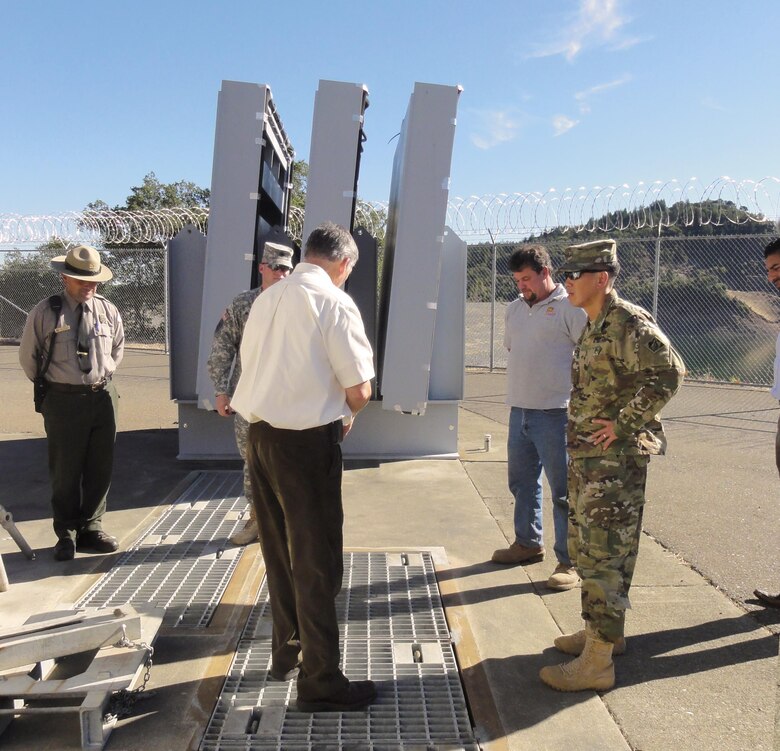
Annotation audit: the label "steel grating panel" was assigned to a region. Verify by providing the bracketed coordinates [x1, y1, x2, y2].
[200, 551, 479, 750]
[242, 552, 450, 643]
[77, 471, 253, 628]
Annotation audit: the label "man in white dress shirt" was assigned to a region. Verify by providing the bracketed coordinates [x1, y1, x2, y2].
[232, 222, 376, 712]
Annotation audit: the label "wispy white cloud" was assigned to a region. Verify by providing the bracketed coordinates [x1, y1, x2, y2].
[470, 109, 525, 150]
[609, 34, 652, 52]
[528, 0, 643, 61]
[574, 73, 632, 113]
[552, 115, 579, 136]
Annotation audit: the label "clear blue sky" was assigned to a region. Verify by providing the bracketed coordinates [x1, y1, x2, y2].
[1, 0, 778, 215]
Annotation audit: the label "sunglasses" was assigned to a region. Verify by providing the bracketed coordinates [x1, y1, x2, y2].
[269, 264, 291, 272]
[561, 269, 605, 281]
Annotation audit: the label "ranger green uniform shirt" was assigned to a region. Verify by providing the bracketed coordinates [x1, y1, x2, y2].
[206, 287, 260, 397]
[568, 290, 685, 458]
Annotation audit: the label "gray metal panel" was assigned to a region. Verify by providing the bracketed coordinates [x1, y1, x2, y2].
[342, 401, 459, 459]
[429, 227, 466, 401]
[342, 228, 464, 458]
[194, 81, 293, 411]
[168, 224, 207, 400]
[379, 83, 461, 415]
[177, 403, 240, 460]
[301, 80, 368, 243]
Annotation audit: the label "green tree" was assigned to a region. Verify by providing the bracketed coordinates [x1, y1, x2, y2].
[86, 172, 210, 215]
[84, 172, 211, 344]
[290, 159, 308, 212]
[0, 239, 71, 338]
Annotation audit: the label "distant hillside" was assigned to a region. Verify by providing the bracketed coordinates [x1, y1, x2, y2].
[466, 201, 778, 384]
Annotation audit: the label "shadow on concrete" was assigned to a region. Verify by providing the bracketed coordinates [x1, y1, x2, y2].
[617, 613, 780, 683]
[435, 560, 504, 582]
[744, 597, 780, 628]
[465, 611, 779, 740]
[0, 619, 250, 751]
[0, 429, 240, 524]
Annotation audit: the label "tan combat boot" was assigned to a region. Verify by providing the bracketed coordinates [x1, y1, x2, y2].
[230, 507, 259, 546]
[546, 563, 580, 591]
[555, 628, 626, 656]
[540, 629, 615, 692]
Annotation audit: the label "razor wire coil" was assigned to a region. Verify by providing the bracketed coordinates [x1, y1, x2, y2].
[2, 177, 777, 247]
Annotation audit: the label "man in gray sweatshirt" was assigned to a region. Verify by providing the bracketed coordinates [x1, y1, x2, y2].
[491, 244, 587, 590]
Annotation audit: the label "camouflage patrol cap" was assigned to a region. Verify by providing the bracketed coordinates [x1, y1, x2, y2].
[261, 241, 294, 269]
[558, 239, 619, 274]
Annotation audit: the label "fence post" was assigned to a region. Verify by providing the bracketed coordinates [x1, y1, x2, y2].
[652, 224, 661, 319]
[488, 230, 497, 371]
[163, 243, 170, 355]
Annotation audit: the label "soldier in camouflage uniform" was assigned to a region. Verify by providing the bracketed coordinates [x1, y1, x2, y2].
[207, 242, 293, 545]
[539, 239, 685, 692]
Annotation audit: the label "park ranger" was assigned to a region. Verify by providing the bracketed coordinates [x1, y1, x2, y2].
[539, 238, 684, 692]
[206, 241, 293, 545]
[19, 245, 124, 561]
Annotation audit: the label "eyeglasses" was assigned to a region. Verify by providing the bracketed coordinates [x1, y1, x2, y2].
[269, 264, 291, 272]
[561, 269, 605, 281]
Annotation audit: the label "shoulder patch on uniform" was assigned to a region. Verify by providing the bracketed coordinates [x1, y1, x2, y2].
[646, 337, 663, 352]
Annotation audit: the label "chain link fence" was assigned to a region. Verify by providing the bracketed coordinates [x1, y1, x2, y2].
[466, 234, 780, 385]
[0, 247, 168, 349]
[2, 235, 779, 386]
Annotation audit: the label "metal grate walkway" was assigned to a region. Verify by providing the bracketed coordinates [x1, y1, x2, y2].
[77, 471, 251, 628]
[201, 551, 479, 751]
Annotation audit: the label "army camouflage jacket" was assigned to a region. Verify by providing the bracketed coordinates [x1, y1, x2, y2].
[206, 287, 261, 396]
[568, 290, 685, 458]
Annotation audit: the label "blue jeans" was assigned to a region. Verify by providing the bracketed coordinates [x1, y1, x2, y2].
[507, 406, 571, 566]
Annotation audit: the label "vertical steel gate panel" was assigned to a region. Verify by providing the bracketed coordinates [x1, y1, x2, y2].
[194, 81, 294, 413]
[378, 83, 461, 415]
[170, 80, 294, 459]
[301, 80, 369, 242]
[342, 227, 464, 459]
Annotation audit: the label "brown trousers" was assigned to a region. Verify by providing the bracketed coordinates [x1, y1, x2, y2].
[247, 419, 348, 701]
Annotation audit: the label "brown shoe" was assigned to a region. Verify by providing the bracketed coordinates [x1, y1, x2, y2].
[76, 530, 118, 554]
[491, 542, 545, 565]
[53, 537, 75, 561]
[754, 589, 780, 608]
[546, 563, 580, 591]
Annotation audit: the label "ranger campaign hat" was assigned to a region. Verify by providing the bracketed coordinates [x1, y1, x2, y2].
[558, 239, 619, 274]
[51, 245, 113, 282]
[261, 241, 294, 269]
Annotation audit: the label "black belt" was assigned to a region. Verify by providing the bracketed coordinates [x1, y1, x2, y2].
[258, 419, 343, 442]
[46, 377, 111, 394]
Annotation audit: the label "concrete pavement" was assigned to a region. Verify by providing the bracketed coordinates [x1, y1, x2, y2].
[0, 346, 778, 750]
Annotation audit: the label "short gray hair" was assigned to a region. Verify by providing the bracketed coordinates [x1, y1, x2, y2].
[304, 222, 358, 266]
